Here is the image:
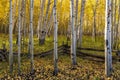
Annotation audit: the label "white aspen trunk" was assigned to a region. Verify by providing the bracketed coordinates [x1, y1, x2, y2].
[20, 0, 24, 52]
[37, 0, 41, 39]
[53, 0, 58, 75]
[38, 0, 46, 45]
[21, 0, 26, 53]
[28, 0, 31, 58]
[47, 7, 54, 36]
[40, 0, 51, 44]
[12, 0, 17, 33]
[9, 0, 13, 73]
[112, 0, 117, 49]
[105, 0, 112, 77]
[75, 0, 78, 29]
[21, 0, 25, 33]
[74, 30, 77, 63]
[111, 0, 113, 47]
[92, 0, 98, 42]
[45, 0, 51, 32]
[30, 0, 34, 73]
[78, 0, 86, 48]
[75, 0, 78, 47]
[18, 0, 21, 75]
[67, 14, 72, 42]
[23, 0, 27, 53]
[70, 0, 77, 66]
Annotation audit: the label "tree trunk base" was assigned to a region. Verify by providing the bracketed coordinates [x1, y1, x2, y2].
[30, 69, 36, 75]
[53, 69, 58, 76]
[39, 38, 45, 45]
[71, 63, 77, 70]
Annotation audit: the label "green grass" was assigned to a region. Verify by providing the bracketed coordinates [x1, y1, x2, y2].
[82, 36, 104, 49]
[0, 34, 67, 54]
[0, 34, 120, 79]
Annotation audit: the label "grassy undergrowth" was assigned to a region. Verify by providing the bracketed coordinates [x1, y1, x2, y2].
[0, 34, 67, 53]
[0, 34, 120, 79]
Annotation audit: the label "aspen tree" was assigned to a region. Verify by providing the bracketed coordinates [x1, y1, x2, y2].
[30, 0, 34, 73]
[9, 0, 13, 73]
[78, 0, 86, 47]
[75, 0, 78, 48]
[70, 0, 77, 66]
[75, 0, 78, 30]
[18, 0, 21, 75]
[53, 0, 58, 75]
[105, 0, 112, 77]
[12, 0, 17, 33]
[47, 7, 54, 36]
[40, 0, 51, 45]
[21, 0, 26, 53]
[38, 0, 46, 45]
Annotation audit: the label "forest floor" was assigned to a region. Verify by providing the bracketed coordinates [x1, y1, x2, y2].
[0, 53, 120, 80]
[0, 34, 120, 79]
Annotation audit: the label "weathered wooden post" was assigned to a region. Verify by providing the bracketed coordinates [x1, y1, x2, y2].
[105, 0, 112, 77]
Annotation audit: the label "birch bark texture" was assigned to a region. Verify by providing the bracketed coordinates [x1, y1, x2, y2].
[105, 0, 112, 77]
[53, 0, 58, 76]
[30, 0, 34, 73]
[9, 0, 13, 73]
[70, 0, 77, 66]
[12, 0, 17, 33]
[21, 0, 26, 53]
[78, 0, 86, 48]
[45, 2, 54, 37]
[47, 7, 54, 36]
[75, 0, 78, 29]
[37, 0, 46, 45]
[40, 0, 51, 45]
[18, 0, 21, 75]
